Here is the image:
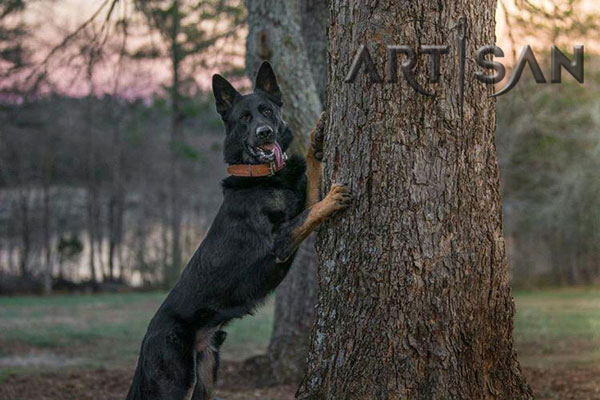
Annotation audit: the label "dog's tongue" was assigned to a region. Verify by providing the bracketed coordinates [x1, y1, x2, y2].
[273, 141, 284, 169]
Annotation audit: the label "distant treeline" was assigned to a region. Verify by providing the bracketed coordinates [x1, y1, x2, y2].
[0, 94, 226, 294]
[497, 73, 600, 287]
[1, 75, 599, 294]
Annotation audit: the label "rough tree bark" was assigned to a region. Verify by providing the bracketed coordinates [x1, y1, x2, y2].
[245, 0, 327, 384]
[297, 1, 533, 399]
[299, 0, 329, 104]
[246, 0, 321, 154]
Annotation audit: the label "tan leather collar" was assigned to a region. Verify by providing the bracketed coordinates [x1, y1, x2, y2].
[227, 161, 286, 177]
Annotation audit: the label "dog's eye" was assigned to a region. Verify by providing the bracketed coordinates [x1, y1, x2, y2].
[263, 108, 273, 117]
[240, 112, 252, 123]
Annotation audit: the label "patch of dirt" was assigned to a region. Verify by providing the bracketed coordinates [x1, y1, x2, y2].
[0, 362, 295, 400]
[523, 366, 600, 400]
[218, 386, 295, 400]
[0, 367, 132, 400]
[1, 362, 598, 399]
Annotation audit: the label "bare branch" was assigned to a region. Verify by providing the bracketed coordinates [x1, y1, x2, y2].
[23, 0, 120, 87]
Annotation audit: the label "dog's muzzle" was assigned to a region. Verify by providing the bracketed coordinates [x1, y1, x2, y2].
[256, 125, 274, 140]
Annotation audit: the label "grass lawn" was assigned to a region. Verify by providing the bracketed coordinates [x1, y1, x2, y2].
[514, 288, 600, 368]
[0, 292, 274, 374]
[0, 288, 599, 399]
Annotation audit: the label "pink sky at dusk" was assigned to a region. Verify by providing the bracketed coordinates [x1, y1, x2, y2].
[17, 0, 597, 100]
[19, 0, 245, 99]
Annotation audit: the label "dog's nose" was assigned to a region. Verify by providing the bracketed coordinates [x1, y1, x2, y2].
[256, 125, 274, 140]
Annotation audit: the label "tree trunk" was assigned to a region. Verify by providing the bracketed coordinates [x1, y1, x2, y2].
[108, 197, 117, 281]
[135, 207, 148, 284]
[96, 223, 106, 281]
[86, 191, 98, 286]
[17, 188, 30, 278]
[160, 190, 170, 286]
[84, 63, 99, 289]
[245, 0, 326, 384]
[245, 0, 321, 154]
[108, 111, 124, 282]
[42, 184, 52, 294]
[108, 193, 125, 282]
[168, 0, 183, 288]
[299, 0, 329, 104]
[297, 2, 532, 399]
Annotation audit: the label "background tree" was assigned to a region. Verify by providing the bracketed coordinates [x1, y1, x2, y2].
[297, 1, 533, 398]
[245, 0, 327, 384]
[500, 0, 600, 54]
[497, 77, 600, 285]
[134, 0, 244, 286]
[495, 0, 600, 286]
[0, 0, 28, 90]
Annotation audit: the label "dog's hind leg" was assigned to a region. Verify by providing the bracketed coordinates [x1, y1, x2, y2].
[191, 330, 227, 400]
[128, 331, 198, 400]
[275, 183, 352, 263]
[305, 112, 325, 208]
[191, 349, 215, 400]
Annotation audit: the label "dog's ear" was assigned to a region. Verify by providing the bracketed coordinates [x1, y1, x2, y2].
[212, 74, 240, 118]
[254, 61, 282, 106]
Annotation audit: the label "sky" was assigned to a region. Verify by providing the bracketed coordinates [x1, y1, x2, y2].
[21, 0, 184, 98]
[15, 0, 597, 99]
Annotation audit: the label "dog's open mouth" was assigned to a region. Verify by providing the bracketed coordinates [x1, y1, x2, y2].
[258, 143, 275, 157]
[249, 141, 282, 163]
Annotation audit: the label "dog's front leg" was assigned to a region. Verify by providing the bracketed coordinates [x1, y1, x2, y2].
[305, 112, 326, 208]
[275, 183, 352, 263]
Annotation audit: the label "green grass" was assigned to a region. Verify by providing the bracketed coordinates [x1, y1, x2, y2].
[0, 291, 273, 376]
[0, 292, 165, 364]
[513, 288, 600, 368]
[515, 289, 600, 339]
[0, 288, 598, 379]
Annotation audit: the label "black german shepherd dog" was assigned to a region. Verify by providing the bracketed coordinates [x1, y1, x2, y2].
[126, 61, 352, 400]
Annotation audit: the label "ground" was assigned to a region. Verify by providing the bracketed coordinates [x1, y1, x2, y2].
[0, 289, 599, 399]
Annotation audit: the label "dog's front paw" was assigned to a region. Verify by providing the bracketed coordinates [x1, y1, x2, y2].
[324, 183, 353, 212]
[310, 111, 326, 161]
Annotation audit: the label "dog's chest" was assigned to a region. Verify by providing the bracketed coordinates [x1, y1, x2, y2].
[265, 187, 304, 222]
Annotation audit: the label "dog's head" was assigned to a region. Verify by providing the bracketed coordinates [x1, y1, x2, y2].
[212, 61, 292, 165]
